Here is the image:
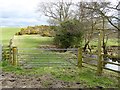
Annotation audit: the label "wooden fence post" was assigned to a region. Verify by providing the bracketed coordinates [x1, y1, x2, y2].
[0, 44, 2, 61]
[12, 47, 18, 66]
[78, 47, 82, 68]
[97, 30, 103, 75]
[9, 39, 12, 64]
[9, 47, 12, 64]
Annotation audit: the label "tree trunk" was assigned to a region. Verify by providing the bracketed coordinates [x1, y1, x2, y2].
[83, 41, 89, 52]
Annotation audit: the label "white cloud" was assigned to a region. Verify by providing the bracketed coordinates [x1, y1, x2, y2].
[0, 0, 118, 27]
[0, 16, 48, 27]
[0, 0, 46, 26]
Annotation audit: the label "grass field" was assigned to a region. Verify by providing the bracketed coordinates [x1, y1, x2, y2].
[0, 27, 20, 46]
[89, 38, 118, 47]
[0, 27, 118, 47]
[1, 27, 119, 88]
[13, 35, 53, 48]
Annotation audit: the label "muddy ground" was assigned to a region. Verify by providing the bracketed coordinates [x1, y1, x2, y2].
[0, 72, 87, 88]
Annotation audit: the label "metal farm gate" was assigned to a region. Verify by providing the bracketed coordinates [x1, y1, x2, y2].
[17, 48, 78, 68]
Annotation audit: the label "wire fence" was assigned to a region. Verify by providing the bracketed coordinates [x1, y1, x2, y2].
[17, 48, 78, 68]
[2, 45, 120, 74]
[0, 45, 2, 61]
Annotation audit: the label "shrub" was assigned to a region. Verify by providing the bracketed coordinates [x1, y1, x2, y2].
[16, 25, 55, 36]
[54, 19, 84, 48]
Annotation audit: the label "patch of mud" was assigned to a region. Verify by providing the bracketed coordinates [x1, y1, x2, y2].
[1, 72, 87, 88]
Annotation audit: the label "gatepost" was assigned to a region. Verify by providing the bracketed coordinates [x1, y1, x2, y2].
[12, 47, 18, 66]
[0, 44, 2, 61]
[97, 30, 103, 76]
[78, 47, 82, 68]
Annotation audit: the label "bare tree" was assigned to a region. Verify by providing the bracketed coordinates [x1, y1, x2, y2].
[37, 1, 74, 25]
[83, 1, 120, 31]
[37, 1, 119, 53]
[75, 2, 103, 52]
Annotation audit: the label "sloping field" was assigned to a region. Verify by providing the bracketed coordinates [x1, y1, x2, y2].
[12, 35, 53, 48]
[0, 27, 20, 46]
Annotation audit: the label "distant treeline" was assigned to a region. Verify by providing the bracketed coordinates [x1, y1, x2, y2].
[16, 25, 56, 37]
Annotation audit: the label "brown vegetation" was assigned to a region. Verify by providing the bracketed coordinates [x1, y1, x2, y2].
[15, 25, 55, 37]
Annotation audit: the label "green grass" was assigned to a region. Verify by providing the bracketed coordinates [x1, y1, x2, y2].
[88, 38, 118, 47]
[0, 27, 119, 88]
[1, 61, 118, 88]
[106, 38, 118, 46]
[13, 35, 53, 48]
[51, 67, 118, 88]
[0, 27, 20, 46]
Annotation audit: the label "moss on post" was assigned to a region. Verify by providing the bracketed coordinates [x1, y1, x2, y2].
[0, 45, 2, 61]
[8, 39, 13, 64]
[9, 47, 12, 64]
[12, 47, 18, 66]
[97, 30, 103, 76]
[78, 47, 82, 68]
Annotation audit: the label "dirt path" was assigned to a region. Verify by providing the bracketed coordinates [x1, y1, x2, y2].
[1, 72, 87, 88]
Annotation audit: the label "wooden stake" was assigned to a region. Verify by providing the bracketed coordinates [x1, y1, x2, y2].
[12, 47, 18, 66]
[78, 47, 82, 68]
[0, 45, 2, 61]
[97, 30, 103, 76]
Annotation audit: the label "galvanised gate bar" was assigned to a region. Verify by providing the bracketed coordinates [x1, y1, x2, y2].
[17, 48, 78, 68]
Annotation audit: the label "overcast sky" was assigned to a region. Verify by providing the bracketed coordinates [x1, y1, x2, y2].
[0, 0, 118, 27]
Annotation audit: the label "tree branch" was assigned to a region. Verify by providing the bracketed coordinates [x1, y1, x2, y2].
[83, 6, 120, 31]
